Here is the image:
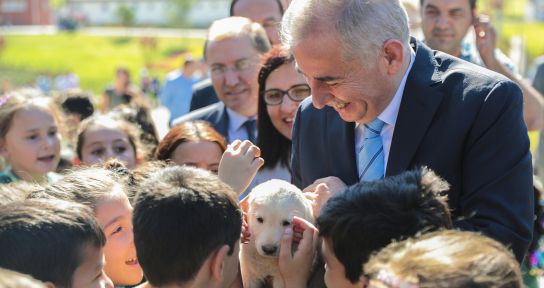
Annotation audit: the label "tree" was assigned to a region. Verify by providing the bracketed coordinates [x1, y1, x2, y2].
[168, 0, 195, 27]
[116, 5, 135, 27]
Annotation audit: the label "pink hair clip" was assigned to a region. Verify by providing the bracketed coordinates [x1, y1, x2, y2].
[0, 93, 11, 107]
[375, 270, 419, 288]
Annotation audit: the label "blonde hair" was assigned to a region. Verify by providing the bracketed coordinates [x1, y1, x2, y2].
[27, 164, 127, 212]
[364, 230, 523, 288]
[0, 268, 46, 288]
[0, 89, 62, 140]
[0, 89, 65, 170]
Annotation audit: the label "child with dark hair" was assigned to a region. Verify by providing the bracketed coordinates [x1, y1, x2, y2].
[317, 167, 452, 287]
[278, 167, 452, 288]
[27, 164, 144, 286]
[0, 199, 112, 288]
[132, 166, 243, 288]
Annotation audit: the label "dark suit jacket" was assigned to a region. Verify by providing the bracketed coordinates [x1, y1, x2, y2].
[189, 78, 219, 112]
[171, 102, 230, 141]
[291, 39, 533, 262]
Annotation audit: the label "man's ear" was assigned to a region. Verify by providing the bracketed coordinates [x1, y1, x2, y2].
[210, 245, 230, 282]
[381, 39, 405, 75]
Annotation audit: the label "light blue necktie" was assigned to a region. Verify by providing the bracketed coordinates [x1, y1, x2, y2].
[358, 118, 385, 181]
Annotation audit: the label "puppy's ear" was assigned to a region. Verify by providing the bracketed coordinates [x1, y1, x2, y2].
[210, 245, 230, 282]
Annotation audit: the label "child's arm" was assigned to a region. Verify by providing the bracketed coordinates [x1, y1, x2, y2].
[218, 140, 264, 195]
[279, 216, 319, 288]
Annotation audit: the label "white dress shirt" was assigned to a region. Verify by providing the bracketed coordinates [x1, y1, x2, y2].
[355, 50, 416, 173]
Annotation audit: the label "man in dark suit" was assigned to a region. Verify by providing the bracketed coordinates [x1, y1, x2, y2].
[281, 0, 532, 269]
[172, 17, 271, 143]
[189, 78, 219, 112]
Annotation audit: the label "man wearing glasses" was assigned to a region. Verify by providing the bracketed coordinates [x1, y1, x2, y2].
[172, 17, 271, 143]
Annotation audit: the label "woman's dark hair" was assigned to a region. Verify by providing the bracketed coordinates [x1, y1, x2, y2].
[257, 45, 294, 170]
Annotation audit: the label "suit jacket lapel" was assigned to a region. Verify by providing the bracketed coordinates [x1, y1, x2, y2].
[326, 108, 359, 185]
[386, 39, 445, 176]
[215, 103, 230, 141]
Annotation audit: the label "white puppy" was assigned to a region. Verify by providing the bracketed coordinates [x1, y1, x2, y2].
[240, 179, 314, 288]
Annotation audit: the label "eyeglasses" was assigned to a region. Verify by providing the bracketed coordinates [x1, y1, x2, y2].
[209, 58, 256, 78]
[263, 84, 311, 105]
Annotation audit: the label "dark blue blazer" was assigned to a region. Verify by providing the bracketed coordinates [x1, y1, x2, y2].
[189, 78, 219, 112]
[291, 39, 533, 262]
[171, 102, 230, 141]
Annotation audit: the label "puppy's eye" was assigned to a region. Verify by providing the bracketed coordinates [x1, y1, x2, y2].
[282, 220, 291, 227]
[257, 217, 264, 223]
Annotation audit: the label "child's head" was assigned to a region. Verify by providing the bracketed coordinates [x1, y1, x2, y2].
[0, 91, 62, 182]
[133, 166, 242, 288]
[364, 230, 522, 288]
[28, 166, 143, 286]
[317, 167, 452, 288]
[0, 199, 112, 288]
[0, 268, 46, 288]
[155, 121, 227, 173]
[76, 114, 143, 169]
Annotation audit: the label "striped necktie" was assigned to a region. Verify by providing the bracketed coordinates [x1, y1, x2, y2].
[358, 118, 385, 181]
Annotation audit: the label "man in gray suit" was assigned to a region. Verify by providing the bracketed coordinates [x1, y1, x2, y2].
[281, 0, 532, 280]
[172, 17, 270, 143]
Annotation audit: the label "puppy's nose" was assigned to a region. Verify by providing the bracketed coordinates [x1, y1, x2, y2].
[261, 245, 277, 255]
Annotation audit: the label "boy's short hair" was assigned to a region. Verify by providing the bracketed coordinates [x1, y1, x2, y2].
[317, 167, 452, 283]
[0, 200, 106, 286]
[0, 268, 46, 288]
[364, 230, 522, 288]
[133, 166, 242, 286]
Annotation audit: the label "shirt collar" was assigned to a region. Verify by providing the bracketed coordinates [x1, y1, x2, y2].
[377, 49, 416, 127]
[226, 108, 256, 131]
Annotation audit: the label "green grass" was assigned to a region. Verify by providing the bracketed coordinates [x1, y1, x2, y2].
[0, 33, 205, 94]
[500, 22, 544, 63]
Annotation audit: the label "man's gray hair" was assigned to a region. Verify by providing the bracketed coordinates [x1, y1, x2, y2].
[205, 16, 271, 60]
[280, 0, 410, 63]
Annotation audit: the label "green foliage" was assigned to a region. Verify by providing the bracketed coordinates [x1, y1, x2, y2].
[116, 5, 135, 27]
[0, 34, 204, 94]
[168, 0, 195, 27]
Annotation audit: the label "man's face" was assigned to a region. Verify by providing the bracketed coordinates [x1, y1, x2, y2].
[293, 34, 396, 124]
[232, 0, 282, 44]
[322, 239, 364, 288]
[420, 0, 474, 56]
[206, 37, 261, 117]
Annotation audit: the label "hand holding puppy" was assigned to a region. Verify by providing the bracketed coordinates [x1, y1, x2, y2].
[218, 140, 264, 195]
[279, 216, 319, 288]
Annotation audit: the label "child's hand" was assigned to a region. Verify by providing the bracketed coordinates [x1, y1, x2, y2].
[279, 216, 319, 288]
[218, 140, 264, 195]
[303, 176, 347, 217]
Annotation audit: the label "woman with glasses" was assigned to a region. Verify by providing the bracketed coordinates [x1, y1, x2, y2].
[243, 45, 310, 194]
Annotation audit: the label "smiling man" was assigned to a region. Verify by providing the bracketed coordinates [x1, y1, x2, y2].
[281, 0, 533, 263]
[172, 17, 271, 143]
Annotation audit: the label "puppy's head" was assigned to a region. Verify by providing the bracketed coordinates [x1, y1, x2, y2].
[247, 179, 313, 257]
